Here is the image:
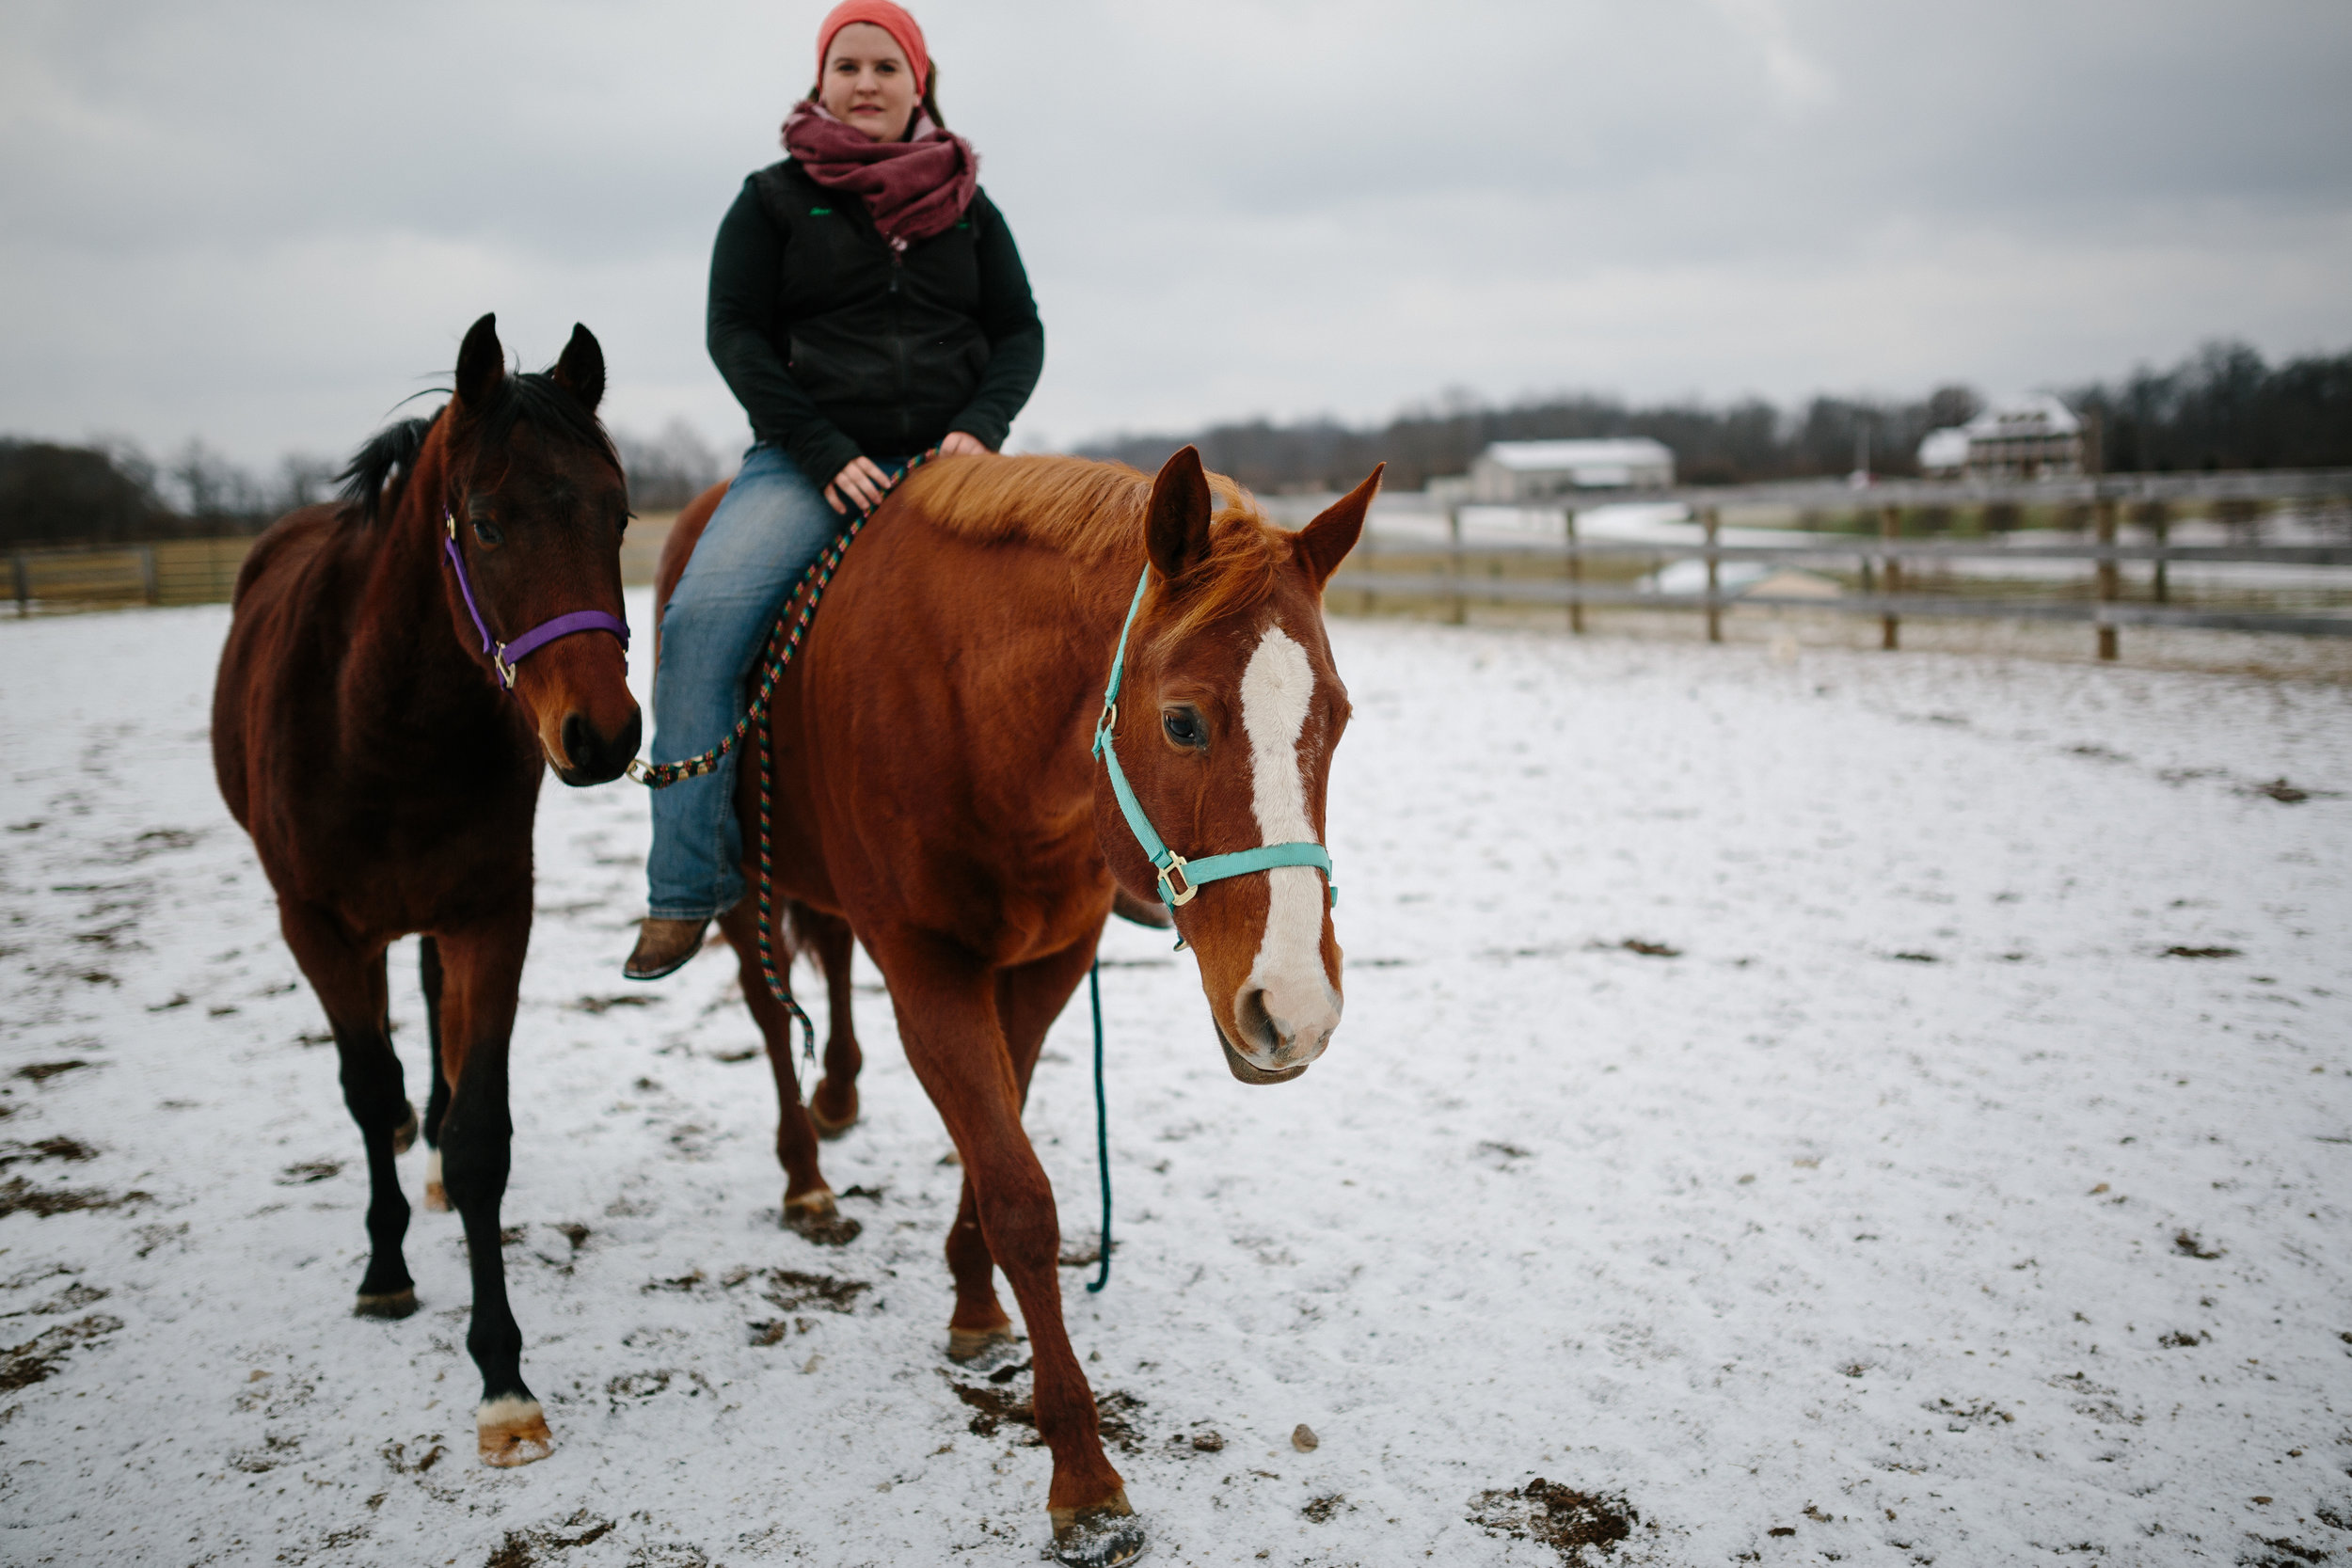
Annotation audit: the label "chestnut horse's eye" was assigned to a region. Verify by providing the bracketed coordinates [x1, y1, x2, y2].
[1161, 707, 1206, 750]
[472, 518, 505, 546]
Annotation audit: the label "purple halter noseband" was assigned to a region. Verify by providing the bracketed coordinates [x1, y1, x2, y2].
[441, 511, 630, 690]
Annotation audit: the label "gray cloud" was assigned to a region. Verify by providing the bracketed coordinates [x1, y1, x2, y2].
[3, 0, 2347, 466]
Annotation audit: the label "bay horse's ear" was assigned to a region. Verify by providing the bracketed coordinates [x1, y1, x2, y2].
[1145, 445, 1214, 584]
[454, 312, 504, 411]
[1295, 462, 1382, 591]
[549, 324, 605, 412]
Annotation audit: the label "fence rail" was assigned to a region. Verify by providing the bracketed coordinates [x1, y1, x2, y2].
[8, 537, 256, 616]
[1330, 504, 2352, 656]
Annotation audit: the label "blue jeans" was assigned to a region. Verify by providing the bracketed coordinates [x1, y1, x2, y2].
[646, 444, 890, 921]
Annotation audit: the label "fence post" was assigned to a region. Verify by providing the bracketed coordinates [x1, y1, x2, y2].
[1564, 507, 1583, 635]
[10, 552, 26, 618]
[1702, 506, 1722, 643]
[2147, 499, 2170, 604]
[1879, 505, 1901, 651]
[2095, 491, 2120, 661]
[1445, 505, 1465, 626]
[138, 545, 160, 605]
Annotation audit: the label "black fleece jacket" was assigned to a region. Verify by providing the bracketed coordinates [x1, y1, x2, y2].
[706, 160, 1045, 487]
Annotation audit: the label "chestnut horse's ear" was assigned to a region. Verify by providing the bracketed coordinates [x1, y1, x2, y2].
[549, 323, 605, 412]
[453, 312, 504, 411]
[1295, 462, 1382, 590]
[1144, 445, 1215, 584]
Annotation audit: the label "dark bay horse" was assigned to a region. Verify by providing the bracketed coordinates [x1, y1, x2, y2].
[658, 447, 1375, 1563]
[212, 314, 640, 1467]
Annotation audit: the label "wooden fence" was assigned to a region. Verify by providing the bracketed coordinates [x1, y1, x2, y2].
[1313, 470, 2352, 659]
[8, 537, 256, 615]
[8, 514, 684, 618]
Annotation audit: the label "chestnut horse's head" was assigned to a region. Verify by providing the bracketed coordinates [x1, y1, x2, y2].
[1093, 447, 1377, 1085]
[435, 313, 641, 785]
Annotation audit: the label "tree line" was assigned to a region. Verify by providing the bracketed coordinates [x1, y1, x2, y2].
[1077, 341, 2352, 495]
[8, 341, 2346, 546]
[0, 420, 726, 548]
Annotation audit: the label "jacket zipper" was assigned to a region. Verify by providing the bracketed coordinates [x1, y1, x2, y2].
[888, 249, 910, 447]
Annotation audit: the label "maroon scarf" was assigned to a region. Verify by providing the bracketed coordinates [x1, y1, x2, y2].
[781, 101, 979, 250]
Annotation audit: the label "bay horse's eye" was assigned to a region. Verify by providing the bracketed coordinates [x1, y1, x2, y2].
[473, 519, 505, 546]
[1161, 707, 1206, 751]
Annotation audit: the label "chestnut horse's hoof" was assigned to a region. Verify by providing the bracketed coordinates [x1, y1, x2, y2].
[353, 1287, 418, 1320]
[783, 1187, 861, 1246]
[422, 1148, 449, 1212]
[477, 1397, 554, 1467]
[807, 1085, 859, 1140]
[390, 1102, 419, 1155]
[945, 1322, 1019, 1366]
[1050, 1491, 1144, 1567]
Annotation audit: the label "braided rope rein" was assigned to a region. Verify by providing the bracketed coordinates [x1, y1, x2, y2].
[631, 451, 934, 1082]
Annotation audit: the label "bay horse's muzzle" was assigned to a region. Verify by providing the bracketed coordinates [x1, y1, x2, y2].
[555, 706, 642, 786]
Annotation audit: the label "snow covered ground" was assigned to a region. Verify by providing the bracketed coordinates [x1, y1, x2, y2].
[3, 594, 2349, 1566]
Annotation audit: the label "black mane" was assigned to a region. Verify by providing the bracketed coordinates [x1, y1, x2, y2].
[336, 412, 437, 525]
[335, 372, 620, 526]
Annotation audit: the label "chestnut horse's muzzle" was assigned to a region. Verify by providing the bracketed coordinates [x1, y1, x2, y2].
[1218, 1030, 1311, 1085]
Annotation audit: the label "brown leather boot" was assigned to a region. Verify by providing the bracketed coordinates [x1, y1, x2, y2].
[623, 917, 710, 981]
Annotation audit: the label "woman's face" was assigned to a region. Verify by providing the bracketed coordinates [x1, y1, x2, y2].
[818, 23, 919, 142]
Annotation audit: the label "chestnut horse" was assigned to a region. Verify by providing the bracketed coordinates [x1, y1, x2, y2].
[213, 315, 640, 1467]
[656, 447, 1376, 1564]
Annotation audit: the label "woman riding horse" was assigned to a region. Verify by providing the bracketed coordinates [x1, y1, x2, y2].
[626, 0, 1042, 980]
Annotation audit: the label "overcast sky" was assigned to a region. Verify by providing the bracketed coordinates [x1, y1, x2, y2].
[4, 0, 2349, 467]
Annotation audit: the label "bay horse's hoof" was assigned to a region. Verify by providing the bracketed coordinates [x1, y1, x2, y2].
[477, 1397, 554, 1467]
[783, 1187, 861, 1246]
[807, 1086, 859, 1140]
[422, 1148, 449, 1212]
[390, 1102, 419, 1155]
[945, 1322, 1019, 1366]
[353, 1287, 418, 1320]
[1050, 1491, 1144, 1567]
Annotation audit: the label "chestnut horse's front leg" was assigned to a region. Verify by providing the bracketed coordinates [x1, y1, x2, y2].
[869, 926, 1141, 1568]
[432, 911, 552, 1467]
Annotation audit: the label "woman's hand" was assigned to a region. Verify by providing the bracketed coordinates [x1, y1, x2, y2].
[939, 431, 991, 458]
[824, 455, 895, 515]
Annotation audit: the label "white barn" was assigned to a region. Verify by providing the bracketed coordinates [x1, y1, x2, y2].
[1959, 394, 2084, 480]
[1466, 438, 1677, 502]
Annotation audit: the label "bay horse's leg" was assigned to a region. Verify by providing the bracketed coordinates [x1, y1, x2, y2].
[432, 915, 553, 1467]
[713, 902, 852, 1243]
[872, 927, 1139, 1565]
[799, 903, 863, 1139]
[275, 902, 417, 1319]
[419, 936, 452, 1213]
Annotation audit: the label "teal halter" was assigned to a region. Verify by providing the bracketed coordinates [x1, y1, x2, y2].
[1091, 569, 1338, 914]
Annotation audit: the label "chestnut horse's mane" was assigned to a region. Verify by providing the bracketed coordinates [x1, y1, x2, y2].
[900, 453, 1288, 642]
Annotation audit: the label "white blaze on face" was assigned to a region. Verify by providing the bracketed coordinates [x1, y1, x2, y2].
[1235, 623, 1341, 1066]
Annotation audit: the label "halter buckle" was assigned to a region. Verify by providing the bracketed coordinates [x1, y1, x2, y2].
[1156, 853, 1198, 908]
[624, 757, 651, 783]
[492, 643, 518, 689]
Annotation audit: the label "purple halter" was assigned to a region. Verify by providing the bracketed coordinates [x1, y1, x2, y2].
[441, 511, 630, 689]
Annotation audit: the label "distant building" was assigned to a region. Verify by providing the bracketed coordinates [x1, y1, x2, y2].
[1915, 426, 1971, 477]
[1466, 438, 1676, 502]
[1955, 394, 2084, 480]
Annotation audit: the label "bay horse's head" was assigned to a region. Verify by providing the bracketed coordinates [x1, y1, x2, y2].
[437, 313, 641, 785]
[1093, 447, 1377, 1085]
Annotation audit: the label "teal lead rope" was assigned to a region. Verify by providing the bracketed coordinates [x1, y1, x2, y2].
[1087, 959, 1112, 1292]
